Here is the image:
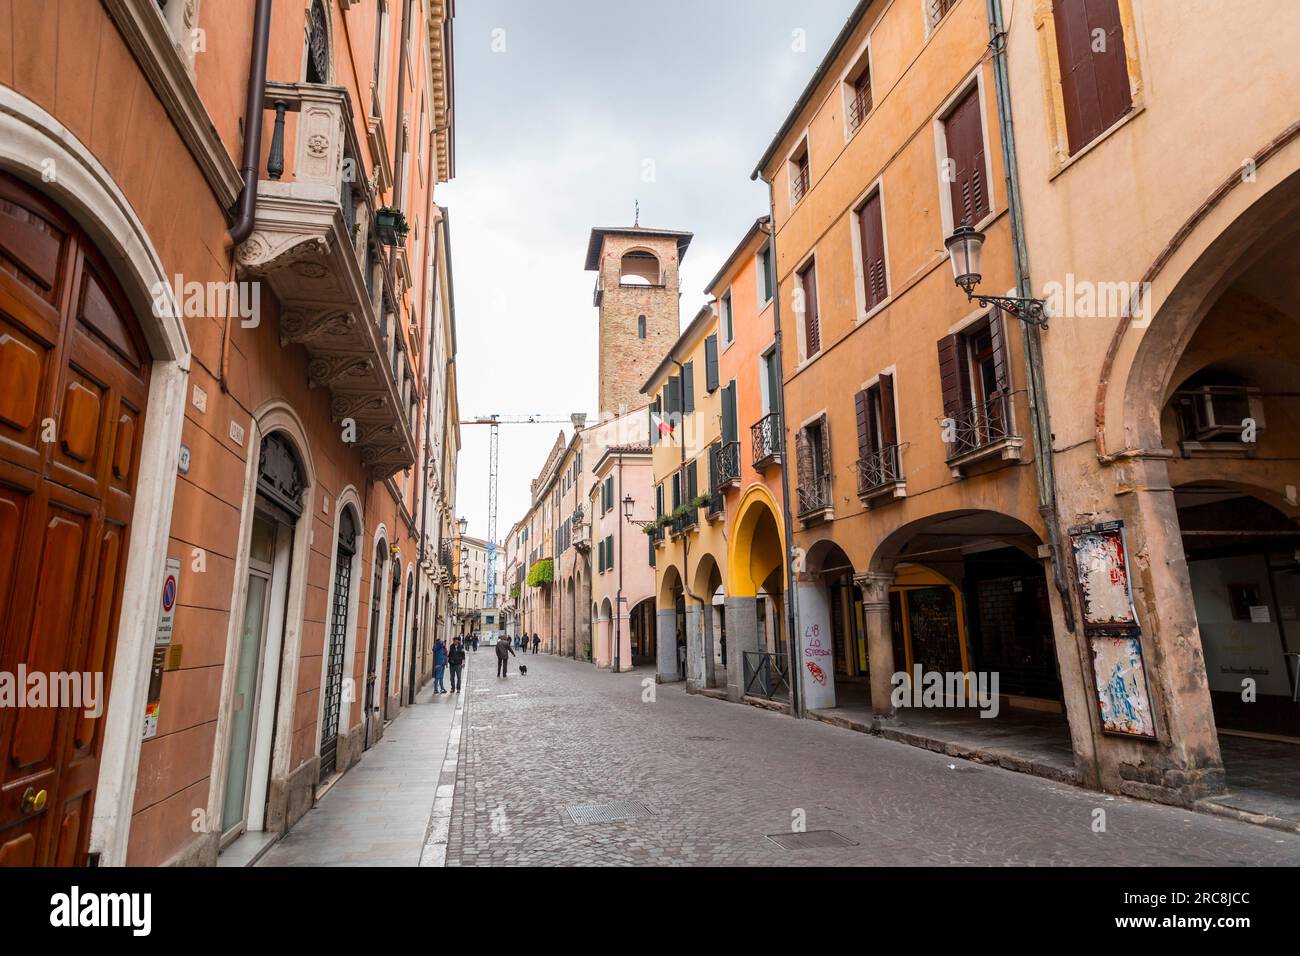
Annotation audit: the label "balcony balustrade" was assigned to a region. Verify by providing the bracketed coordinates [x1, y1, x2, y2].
[235, 81, 417, 480]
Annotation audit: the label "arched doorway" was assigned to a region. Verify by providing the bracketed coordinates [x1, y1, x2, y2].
[629, 597, 656, 666]
[319, 504, 358, 779]
[1115, 162, 1300, 811]
[219, 431, 308, 847]
[383, 556, 402, 718]
[0, 172, 153, 866]
[691, 553, 726, 690]
[656, 565, 686, 682]
[364, 539, 387, 749]
[728, 489, 787, 702]
[599, 598, 614, 668]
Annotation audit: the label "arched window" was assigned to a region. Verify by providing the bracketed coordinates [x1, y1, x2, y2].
[637, 315, 646, 338]
[306, 0, 330, 84]
[620, 250, 660, 286]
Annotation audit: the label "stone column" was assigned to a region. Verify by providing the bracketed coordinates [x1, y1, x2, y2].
[724, 596, 758, 702]
[656, 608, 679, 682]
[855, 570, 896, 720]
[794, 572, 837, 710]
[684, 602, 705, 691]
[700, 603, 717, 689]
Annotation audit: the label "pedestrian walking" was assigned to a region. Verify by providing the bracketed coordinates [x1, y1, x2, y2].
[448, 637, 466, 693]
[531, 632, 540, 654]
[433, 638, 448, 693]
[496, 633, 516, 678]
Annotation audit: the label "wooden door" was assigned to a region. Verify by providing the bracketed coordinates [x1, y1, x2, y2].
[0, 172, 150, 866]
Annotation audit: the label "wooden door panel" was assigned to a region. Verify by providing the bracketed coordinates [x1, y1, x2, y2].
[10, 506, 87, 771]
[0, 172, 149, 866]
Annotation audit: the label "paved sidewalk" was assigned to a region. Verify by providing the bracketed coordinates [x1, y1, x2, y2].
[258, 665, 468, 866]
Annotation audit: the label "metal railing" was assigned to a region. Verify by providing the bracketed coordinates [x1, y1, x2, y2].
[751, 413, 781, 469]
[706, 492, 723, 520]
[928, 0, 958, 27]
[796, 473, 832, 518]
[791, 164, 811, 204]
[743, 651, 791, 702]
[856, 443, 902, 495]
[711, 440, 741, 488]
[847, 85, 872, 135]
[946, 393, 1014, 459]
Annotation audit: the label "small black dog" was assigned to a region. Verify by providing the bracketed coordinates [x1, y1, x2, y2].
[518, 664, 528, 676]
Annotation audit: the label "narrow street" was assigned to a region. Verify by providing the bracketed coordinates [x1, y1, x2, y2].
[266, 650, 1300, 867]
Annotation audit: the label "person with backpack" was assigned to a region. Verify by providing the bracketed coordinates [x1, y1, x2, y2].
[447, 637, 466, 693]
[496, 632, 516, 678]
[433, 638, 448, 693]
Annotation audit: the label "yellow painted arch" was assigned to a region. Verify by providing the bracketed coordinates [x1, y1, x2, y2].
[727, 482, 786, 598]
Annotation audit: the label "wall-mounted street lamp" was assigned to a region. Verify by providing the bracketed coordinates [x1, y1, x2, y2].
[622, 493, 653, 529]
[457, 516, 468, 535]
[945, 225, 1049, 330]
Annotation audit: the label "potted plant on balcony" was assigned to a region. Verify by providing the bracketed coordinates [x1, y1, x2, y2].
[374, 205, 409, 246]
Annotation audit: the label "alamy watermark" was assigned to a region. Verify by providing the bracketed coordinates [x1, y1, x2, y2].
[0, 666, 104, 719]
[890, 665, 1000, 719]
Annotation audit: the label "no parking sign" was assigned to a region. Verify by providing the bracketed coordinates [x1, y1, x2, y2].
[155, 558, 180, 646]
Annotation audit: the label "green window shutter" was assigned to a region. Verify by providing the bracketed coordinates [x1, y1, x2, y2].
[681, 362, 695, 413]
[704, 335, 719, 392]
[686, 460, 698, 501]
[721, 380, 737, 444]
[665, 376, 681, 418]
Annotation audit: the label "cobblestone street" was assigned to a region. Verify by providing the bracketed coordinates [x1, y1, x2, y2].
[446, 653, 1300, 867]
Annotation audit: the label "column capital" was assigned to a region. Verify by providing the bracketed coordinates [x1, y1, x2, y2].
[853, 570, 894, 607]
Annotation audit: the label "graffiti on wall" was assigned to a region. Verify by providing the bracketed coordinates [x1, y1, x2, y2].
[1089, 635, 1156, 737]
[1071, 522, 1138, 628]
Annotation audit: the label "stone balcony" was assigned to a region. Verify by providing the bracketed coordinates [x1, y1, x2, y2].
[235, 82, 417, 480]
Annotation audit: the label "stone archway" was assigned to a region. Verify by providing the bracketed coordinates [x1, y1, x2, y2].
[725, 487, 786, 702]
[656, 564, 685, 683]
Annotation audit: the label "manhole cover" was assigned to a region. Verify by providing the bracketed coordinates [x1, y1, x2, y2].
[765, 830, 859, 851]
[560, 801, 654, 826]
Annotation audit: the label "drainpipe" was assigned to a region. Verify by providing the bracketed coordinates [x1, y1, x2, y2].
[757, 198, 804, 717]
[228, 0, 273, 245]
[985, 0, 1076, 633]
[614, 453, 624, 674]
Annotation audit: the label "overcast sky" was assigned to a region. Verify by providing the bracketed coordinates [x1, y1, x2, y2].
[441, 0, 857, 543]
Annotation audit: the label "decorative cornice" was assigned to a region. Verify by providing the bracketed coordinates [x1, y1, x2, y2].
[101, 0, 242, 211]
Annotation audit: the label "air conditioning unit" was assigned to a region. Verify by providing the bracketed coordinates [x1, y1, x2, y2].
[1178, 386, 1264, 442]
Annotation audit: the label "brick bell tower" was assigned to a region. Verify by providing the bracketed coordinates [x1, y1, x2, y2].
[585, 224, 693, 416]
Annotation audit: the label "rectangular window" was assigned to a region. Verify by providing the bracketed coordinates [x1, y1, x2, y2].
[943, 85, 990, 227]
[857, 190, 887, 312]
[1052, 0, 1132, 155]
[721, 293, 734, 345]
[789, 141, 811, 206]
[757, 244, 774, 303]
[798, 260, 820, 358]
[847, 57, 872, 136]
[936, 312, 1011, 452]
[721, 379, 738, 444]
[605, 534, 613, 569]
[681, 362, 696, 414]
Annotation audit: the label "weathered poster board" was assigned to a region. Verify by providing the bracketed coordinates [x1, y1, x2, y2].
[1069, 521, 1157, 739]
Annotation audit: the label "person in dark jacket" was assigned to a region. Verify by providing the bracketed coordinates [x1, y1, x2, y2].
[495, 633, 515, 677]
[433, 638, 448, 693]
[531, 632, 540, 654]
[448, 638, 466, 693]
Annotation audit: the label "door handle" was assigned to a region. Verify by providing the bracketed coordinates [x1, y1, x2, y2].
[20, 787, 47, 815]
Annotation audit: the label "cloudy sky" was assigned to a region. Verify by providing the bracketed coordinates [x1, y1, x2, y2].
[440, 0, 857, 542]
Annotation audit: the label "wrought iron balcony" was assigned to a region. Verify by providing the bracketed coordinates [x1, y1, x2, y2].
[796, 473, 833, 523]
[710, 440, 741, 490]
[944, 393, 1023, 477]
[751, 413, 782, 471]
[856, 443, 905, 505]
[235, 82, 416, 480]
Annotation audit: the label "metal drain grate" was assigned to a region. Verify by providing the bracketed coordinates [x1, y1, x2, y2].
[765, 829, 859, 851]
[560, 801, 654, 826]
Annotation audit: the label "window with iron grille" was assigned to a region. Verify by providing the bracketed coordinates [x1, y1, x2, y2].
[846, 57, 872, 137]
[928, 0, 960, 30]
[789, 142, 811, 206]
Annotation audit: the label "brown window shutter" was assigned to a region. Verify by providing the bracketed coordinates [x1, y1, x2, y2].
[854, 389, 874, 458]
[795, 427, 813, 492]
[937, 333, 971, 420]
[817, 412, 831, 479]
[988, 309, 1011, 394]
[1052, 0, 1132, 155]
[801, 263, 820, 356]
[945, 87, 989, 226]
[858, 191, 887, 310]
[878, 372, 897, 447]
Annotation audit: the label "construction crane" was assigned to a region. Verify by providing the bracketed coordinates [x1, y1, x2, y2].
[459, 414, 583, 610]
